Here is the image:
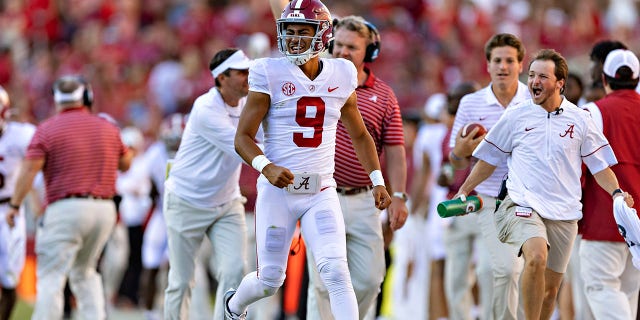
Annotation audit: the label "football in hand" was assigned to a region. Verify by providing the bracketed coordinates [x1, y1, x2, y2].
[461, 122, 487, 138]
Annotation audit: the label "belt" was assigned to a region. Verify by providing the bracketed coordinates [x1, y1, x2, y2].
[63, 194, 113, 200]
[335, 186, 373, 196]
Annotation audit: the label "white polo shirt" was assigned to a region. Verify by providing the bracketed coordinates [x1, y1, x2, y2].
[473, 98, 617, 220]
[165, 88, 246, 208]
[449, 82, 530, 197]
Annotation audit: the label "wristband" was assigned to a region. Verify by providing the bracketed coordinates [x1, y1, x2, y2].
[251, 155, 272, 173]
[450, 150, 463, 161]
[369, 170, 385, 187]
[8, 202, 19, 210]
[612, 188, 623, 197]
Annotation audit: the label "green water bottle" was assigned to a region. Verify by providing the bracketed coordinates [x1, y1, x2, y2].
[437, 195, 483, 218]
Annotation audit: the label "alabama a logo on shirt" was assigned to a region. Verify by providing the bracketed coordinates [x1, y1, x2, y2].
[559, 124, 575, 139]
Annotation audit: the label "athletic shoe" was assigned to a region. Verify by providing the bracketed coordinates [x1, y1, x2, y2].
[224, 288, 247, 320]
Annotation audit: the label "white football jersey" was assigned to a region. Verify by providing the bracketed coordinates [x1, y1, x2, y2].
[0, 122, 36, 199]
[116, 152, 152, 226]
[249, 57, 357, 187]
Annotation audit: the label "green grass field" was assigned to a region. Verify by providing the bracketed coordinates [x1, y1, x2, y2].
[9, 298, 147, 320]
[10, 299, 33, 320]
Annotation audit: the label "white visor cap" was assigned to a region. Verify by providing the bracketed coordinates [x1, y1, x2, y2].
[211, 50, 252, 78]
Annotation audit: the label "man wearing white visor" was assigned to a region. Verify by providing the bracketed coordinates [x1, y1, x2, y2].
[163, 48, 254, 320]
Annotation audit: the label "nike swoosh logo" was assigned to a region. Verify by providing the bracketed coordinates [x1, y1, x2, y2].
[479, 116, 487, 120]
[328, 86, 339, 92]
[525, 127, 535, 132]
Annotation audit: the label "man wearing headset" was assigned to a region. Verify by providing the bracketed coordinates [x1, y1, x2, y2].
[306, 15, 408, 320]
[6, 75, 133, 320]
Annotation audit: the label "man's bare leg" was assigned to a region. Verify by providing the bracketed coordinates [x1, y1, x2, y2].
[521, 237, 548, 320]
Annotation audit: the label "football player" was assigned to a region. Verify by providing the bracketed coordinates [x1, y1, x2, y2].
[226, 0, 391, 319]
[0, 86, 36, 319]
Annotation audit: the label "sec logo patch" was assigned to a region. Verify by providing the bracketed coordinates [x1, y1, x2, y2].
[282, 82, 296, 96]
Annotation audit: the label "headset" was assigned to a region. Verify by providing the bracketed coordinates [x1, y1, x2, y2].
[52, 75, 94, 108]
[328, 18, 381, 63]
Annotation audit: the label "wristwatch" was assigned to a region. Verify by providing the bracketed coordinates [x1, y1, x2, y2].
[392, 192, 408, 202]
[612, 188, 623, 197]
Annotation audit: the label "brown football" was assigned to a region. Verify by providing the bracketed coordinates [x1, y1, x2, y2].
[461, 122, 487, 138]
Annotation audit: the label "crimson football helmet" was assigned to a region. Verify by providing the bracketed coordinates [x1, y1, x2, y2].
[276, 0, 333, 65]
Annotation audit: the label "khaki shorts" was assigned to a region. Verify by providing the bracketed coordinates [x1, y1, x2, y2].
[494, 195, 578, 273]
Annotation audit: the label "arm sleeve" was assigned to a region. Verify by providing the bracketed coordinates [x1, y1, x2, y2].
[582, 102, 603, 132]
[25, 128, 47, 160]
[248, 59, 269, 95]
[581, 114, 617, 174]
[381, 89, 405, 146]
[192, 102, 244, 161]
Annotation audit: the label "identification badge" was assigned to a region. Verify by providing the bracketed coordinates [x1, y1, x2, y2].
[285, 173, 320, 194]
[515, 206, 533, 217]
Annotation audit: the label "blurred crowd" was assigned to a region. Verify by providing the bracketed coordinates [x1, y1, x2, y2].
[1, 0, 640, 132]
[3, 0, 640, 319]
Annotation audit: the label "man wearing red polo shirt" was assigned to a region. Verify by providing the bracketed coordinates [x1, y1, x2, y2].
[306, 16, 408, 320]
[6, 75, 132, 320]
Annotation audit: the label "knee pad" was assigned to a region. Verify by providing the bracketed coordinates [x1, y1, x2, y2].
[259, 264, 285, 290]
[318, 258, 350, 289]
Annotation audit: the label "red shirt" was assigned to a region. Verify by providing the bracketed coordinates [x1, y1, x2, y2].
[26, 107, 127, 205]
[580, 90, 640, 241]
[334, 67, 405, 187]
